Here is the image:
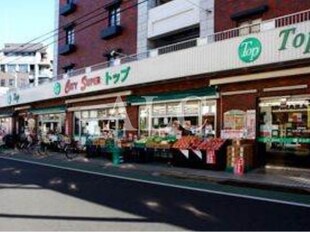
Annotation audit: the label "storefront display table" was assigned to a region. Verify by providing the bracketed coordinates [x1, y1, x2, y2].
[131, 147, 153, 163]
[171, 148, 191, 167]
[153, 148, 173, 163]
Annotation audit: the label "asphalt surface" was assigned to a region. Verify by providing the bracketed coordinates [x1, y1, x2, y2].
[0, 158, 310, 231]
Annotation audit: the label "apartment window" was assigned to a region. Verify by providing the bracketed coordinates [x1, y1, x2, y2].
[9, 79, 15, 87]
[154, 0, 172, 6]
[62, 63, 75, 76]
[238, 18, 262, 36]
[0, 65, 5, 72]
[65, 67, 74, 74]
[108, 5, 120, 27]
[0, 80, 5, 86]
[7, 64, 16, 73]
[19, 64, 28, 73]
[66, 27, 75, 45]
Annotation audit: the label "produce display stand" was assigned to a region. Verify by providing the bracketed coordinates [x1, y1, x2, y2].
[86, 138, 114, 159]
[171, 137, 228, 170]
[197, 138, 228, 170]
[120, 143, 135, 163]
[189, 149, 204, 169]
[171, 136, 199, 167]
[171, 148, 190, 167]
[130, 136, 176, 163]
[132, 146, 153, 163]
[152, 147, 173, 163]
[84, 135, 230, 171]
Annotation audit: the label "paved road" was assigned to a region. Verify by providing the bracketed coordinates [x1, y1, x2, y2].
[0, 158, 309, 231]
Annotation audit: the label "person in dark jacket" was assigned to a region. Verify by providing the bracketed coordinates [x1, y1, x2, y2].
[172, 120, 193, 136]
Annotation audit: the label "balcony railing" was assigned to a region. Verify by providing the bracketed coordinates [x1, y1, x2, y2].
[208, 9, 310, 43]
[157, 39, 198, 55]
[15, 9, 310, 90]
[275, 9, 310, 27]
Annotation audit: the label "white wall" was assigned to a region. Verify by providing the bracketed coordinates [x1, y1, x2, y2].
[147, 0, 200, 39]
[200, 0, 214, 38]
[53, 0, 59, 76]
[137, 0, 152, 54]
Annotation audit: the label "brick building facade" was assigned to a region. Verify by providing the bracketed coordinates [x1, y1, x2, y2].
[215, 0, 310, 32]
[57, 0, 137, 74]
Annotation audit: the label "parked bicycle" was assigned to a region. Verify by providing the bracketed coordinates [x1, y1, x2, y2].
[53, 134, 84, 160]
[65, 140, 84, 160]
[16, 131, 49, 156]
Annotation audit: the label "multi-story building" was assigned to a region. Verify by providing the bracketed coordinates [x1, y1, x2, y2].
[56, 0, 138, 75]
[137, 0, 214, 55]
[0, 0, 310, 169]
[56, 0, 213, 74]
[0, 43, 53, 88]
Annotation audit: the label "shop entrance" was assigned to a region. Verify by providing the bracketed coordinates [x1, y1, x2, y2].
[74, 107, 126, 144]
[37, 113, 65, 134]
[259, 95, 310, 168]
[16, 114, 36, 134]
[0, 117, 12, 138]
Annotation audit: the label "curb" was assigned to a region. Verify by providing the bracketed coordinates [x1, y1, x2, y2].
[158, 170, 310, 195]
[1, 149, 310, 196]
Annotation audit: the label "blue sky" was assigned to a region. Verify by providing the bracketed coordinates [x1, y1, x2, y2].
[0, 0, 56, 54]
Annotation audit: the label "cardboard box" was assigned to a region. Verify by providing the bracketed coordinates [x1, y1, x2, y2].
[226, 144, 254, 167]
[232, 139, 254, 146]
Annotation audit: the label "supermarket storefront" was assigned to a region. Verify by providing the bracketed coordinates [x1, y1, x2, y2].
[0, 114, 13, 138]
[71, 105, 127, 144]
[128, 87, 218, 137]
[30, 105, 66, 134]
[212, 71, 310, 168]
[258, 95, 310, 167]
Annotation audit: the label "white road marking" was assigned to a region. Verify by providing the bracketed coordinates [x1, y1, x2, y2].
[1, 156, 310, 208]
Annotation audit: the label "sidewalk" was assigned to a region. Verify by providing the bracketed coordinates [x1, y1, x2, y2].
[1, 148, 310, 195]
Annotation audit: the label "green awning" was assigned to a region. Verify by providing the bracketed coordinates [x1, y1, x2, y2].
[127, 87, 217, 104]
[29, 105, 66, 115]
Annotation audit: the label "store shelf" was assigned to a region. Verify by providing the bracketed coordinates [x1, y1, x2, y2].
[272, 109, 308, 113]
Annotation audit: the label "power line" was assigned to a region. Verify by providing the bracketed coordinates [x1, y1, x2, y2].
[8, 0, 148, 68]
[0, 0, 136, 63]
[0, 1, 125, 59]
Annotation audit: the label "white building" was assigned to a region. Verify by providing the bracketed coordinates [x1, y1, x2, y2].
[137, 0, 214, 55]
[0, 43, 53, 90]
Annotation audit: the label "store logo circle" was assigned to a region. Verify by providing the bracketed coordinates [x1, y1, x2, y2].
[54, 82, 61, 95]
[238, 37, 262, 63]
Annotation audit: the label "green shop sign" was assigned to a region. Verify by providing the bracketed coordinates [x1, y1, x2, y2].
[238, 37, 262, 63]
[105, 66, 131, 86]
[258, 137, 310, 144]
[279, 27, 310, 54]
[54, 82, 61, 96]
[7, 92, 20, 105]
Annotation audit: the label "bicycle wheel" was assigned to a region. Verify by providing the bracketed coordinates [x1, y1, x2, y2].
[65, 145, 78, 160]
[37, 143, 48, 156]
[27, 143, 39, 156]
